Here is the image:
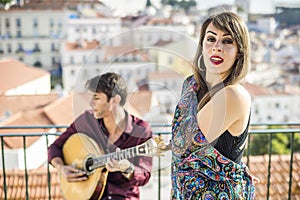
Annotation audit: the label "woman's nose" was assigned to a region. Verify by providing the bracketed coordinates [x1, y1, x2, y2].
[213, 43, 222, 52]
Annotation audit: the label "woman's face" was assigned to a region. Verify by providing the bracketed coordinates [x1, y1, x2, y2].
[202, 23, 238, 76]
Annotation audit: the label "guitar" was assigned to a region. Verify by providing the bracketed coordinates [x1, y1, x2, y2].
[60, 133, 167, 200]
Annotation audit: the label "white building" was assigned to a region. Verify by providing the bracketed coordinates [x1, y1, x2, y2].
[63, 61, 157, 93]
[245, 82, 300, 123]
[256, 17, 277, 34]
[66, 16, 122, 46]
[251, 95, 300, 123]
[0, 9, 64, 70]
[246, 62, 282, 87]
[134, 22, 195, 48]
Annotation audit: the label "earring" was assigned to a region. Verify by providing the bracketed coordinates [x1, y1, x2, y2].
[198, 55, 205, 71]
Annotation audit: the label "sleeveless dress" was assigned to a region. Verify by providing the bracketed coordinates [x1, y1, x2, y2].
[170, 76, 255, 200]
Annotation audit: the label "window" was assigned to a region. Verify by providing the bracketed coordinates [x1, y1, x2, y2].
[16, 43, 24, 54]
[267, 115, 272, 120]
[0, 45, 4, 54]
[58, 19, 62, 28]
[5, 18, 10, 28]
[17, 30, 22, 38]
[51, 43, 55, 52]
[7, 44, 12, 53]
[83, 56, 87, 64]
[70, 56, 74, 64]
[50, 18, 54, 28]
[52, 57, 56, 65]
[33, 18, 38, 28]
[16, 18, 21, 27]
[33, 60, 42, 68]
[16, 18, 22, 38]
[33, 43, 41, 53]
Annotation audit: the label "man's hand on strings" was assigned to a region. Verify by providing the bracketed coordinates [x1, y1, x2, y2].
[105, 148, 132, 173]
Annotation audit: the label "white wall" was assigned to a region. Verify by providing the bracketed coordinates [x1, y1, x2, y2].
[0, 10, 64, 69]
[63, 62, 157, 92]
[5, 74, 51, 95]
[0, 135, 57, 170]
[251, 95, 300, 123]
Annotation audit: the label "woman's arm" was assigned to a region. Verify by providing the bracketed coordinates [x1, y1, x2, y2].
[197, 84, 251, 143]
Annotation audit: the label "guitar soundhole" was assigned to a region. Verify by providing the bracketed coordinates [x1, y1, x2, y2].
[85, 157, 94, 172]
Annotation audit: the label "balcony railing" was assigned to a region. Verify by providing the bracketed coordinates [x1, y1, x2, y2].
[0, 123, 300, 200]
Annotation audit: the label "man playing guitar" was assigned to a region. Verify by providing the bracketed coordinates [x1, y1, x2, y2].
[48, 72, 153, 200]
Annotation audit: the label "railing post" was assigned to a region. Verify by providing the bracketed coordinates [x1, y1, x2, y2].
[288, 132, 295, 200]
[1, 137, 7, 200]
[266, 134, 272, 200]
[23, 136, 29, 200]
[246, 133, 251, 166]
[158, 133, 161, 200]
[46, 135, 52, 200]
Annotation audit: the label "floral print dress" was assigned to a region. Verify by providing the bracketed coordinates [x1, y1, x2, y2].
[171, 76, 255, 200]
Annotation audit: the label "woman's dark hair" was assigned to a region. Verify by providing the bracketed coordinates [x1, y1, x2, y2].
[193, 12, 250, 110]
[85, 72, 128, 106]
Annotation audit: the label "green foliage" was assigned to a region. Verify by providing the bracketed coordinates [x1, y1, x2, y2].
[247, 125, 300, 155]
[0, 0, 13, 4]
[51, 74, 63, 89]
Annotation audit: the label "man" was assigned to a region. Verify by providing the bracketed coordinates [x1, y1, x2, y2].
[48, 72, 153, 200]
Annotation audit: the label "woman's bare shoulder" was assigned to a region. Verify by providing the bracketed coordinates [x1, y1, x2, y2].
[224, 84, 251, 104]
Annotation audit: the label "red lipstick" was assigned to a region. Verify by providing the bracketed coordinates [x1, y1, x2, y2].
[210, 55, 223, 65]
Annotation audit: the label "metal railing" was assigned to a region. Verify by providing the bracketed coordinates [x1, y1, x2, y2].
[0, 123, 300, 200]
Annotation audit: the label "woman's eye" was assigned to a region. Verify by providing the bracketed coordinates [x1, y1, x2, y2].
[206, 37, 215, 42]
[223, 39, 234, 44]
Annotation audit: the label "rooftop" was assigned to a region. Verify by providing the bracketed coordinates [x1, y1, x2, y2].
[0, 58, 50, 94]
[1, 153, 299, 199]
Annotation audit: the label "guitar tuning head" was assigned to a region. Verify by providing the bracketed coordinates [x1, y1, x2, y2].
[154, 135, 164, 145]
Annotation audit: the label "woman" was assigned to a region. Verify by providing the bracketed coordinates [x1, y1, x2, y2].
[170, 12, 257, 199]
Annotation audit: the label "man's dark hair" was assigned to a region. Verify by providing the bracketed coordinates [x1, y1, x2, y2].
[85, 72, 128, 106]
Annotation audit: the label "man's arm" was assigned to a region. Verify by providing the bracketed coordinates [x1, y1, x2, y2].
[48, 124, 88, 182]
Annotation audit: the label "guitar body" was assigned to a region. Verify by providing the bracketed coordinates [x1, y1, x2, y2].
[60, 133, 108, 200]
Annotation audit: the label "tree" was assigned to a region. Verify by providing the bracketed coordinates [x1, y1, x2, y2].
[247, 125, 300, 155]
[0, 0, 13, 4]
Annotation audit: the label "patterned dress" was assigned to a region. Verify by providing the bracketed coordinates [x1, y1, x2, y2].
[171, 76, 255, 200]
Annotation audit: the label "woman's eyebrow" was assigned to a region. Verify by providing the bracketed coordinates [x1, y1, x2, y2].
[206, 30, 216, 35]
[206, 30, 231, 37]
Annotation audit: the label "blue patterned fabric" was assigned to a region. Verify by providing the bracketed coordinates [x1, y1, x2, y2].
[171, 76, 256, 200]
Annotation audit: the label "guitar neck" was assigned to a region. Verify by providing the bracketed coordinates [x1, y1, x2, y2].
[89, 143, 149, 171]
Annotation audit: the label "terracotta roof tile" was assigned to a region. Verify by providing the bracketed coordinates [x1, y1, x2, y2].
[1, 154, 299, 199]
[0, 94, 59, 149]
[246, 153, 300, 199]
[0, 58, 50, 94]
[43, 94, 75, 125]
[0, 168, 63, 200]
[0, 94, 58, 116]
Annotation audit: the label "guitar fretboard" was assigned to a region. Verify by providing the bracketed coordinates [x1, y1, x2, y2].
[88, 144, 149, 171]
